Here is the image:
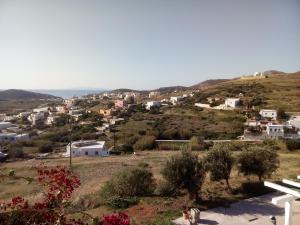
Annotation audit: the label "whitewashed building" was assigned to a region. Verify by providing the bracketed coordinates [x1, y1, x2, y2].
[260, 109, 277, 120]
[64, 140, 109, 157]
[225, 98, 240, 108]
[28, 112, 45, 125]
[170, 96, 184, 105]
[266, 124, 284, 139]
[146, 101, 161, 110]
[148, 91, 160, 99]
[33, 107, 49, 113]
[0, 122, 14, 130]
[0, 133, 30, 142]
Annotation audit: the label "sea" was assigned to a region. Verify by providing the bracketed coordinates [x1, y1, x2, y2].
[29, 89, 107, 99]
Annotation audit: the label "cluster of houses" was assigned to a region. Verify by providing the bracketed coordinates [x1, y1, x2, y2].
[195, 97, 242, 110]
[0, 121, 30, 143]
[244, 109, 300, 140]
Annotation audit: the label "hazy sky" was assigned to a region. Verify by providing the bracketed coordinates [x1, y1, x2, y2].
[0, 0, 299, 90]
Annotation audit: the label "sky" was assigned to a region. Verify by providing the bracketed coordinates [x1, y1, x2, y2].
[0, 0, 299, 90]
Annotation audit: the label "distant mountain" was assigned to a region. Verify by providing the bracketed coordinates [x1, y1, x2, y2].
[0, 89, 61, 101]
[153, 86, 187, 94]
[190, 79, 230, 89]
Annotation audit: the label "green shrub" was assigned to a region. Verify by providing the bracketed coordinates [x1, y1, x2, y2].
[38, 142, 54, 153]
[133, 135, 156, 150]
[155, 180, 177, 197]
[237, 146, 279, 181]
[116, 144, 134, 154]
[161, 149, 205, 200]
[286, 139, 300, 151]
[100, 167, 155, 208]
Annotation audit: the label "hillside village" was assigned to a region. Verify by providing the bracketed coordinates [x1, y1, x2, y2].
[1, 71, 300, 157]
[1, 71, 300, 224]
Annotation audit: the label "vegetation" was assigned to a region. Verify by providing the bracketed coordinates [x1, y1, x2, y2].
[237, 146, 279, 181]
[100, 167, 155, 208]
[205, 143, 234, 191]
[133, 135, 156, 151]
[161, 149, 205, 200]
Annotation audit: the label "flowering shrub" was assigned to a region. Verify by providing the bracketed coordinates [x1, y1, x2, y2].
[0, 166, 130, 225]
[101, 212, 130, 225]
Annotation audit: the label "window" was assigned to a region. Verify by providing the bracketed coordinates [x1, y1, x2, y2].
[95, 151, 99, 155]
[85, 151, 88, 156]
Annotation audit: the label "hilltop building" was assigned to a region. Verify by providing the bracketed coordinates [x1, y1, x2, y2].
[225, 98, 240, 108]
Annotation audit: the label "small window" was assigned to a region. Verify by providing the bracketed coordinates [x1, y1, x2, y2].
[85, 151, 88, 156]
[95, 151, 99, 155]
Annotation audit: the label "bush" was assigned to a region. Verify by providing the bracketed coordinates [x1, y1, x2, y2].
[155, 180, 177, 197]
[133, 135, 156, 151]
[189, 136, 204, 150]
[38, 142, 54, 153]
[100, 167, 155, 208]
[205, 143, 234, 190]
[116, 144, 134, 154]
[6, 144, 25, 159]
[286, 139, 300, 151]
[237, 146, 279, 181]
[161, 149, 205, 200]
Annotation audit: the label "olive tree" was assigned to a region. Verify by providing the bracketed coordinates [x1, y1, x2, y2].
[205, 143, 234, 191]
[161, 149, 205, 200]
[237, 146, 279, 181]
[100, 166, 155, 208]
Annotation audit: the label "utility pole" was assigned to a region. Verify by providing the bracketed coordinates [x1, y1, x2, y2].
[69, 118, 72, 169]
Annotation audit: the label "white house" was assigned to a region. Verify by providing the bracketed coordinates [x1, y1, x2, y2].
[28, 112, 45, 125]
[170, 96, 184, 105]
[266, 124, 284, 139]
[288, 116, 300, 129]
[17, 112, 31, 118]
[64, 140, 109, 157]
[0, 122, 14, 130]
[45, 115, 60, 125]
[0, 133, 30, 142]
[33, 107, 49, 113]
[260, 109, 277, 120]
[148, 91, 160, 99]
[146, 101, 161, 110]
[225, 98, 240, 108]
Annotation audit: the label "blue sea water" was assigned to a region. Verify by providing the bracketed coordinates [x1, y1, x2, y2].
[29, 89, 107, 99]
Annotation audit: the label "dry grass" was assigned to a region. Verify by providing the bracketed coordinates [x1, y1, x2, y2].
[1, 150, 300, 224]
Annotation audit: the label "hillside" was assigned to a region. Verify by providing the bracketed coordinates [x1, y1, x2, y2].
[0, 89, 60, 101]
[193, 71, 300, 111]
[190, 79, 230, 89]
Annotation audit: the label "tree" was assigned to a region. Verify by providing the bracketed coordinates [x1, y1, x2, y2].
[161, 149, 205, 200]
[277, 108, 289, 121]
[237, 146, 279, 181]
[205, 143, 234, 191]
[100, 167, 155, 208]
